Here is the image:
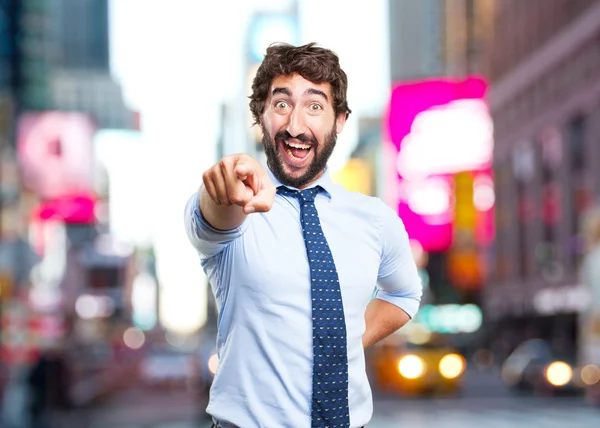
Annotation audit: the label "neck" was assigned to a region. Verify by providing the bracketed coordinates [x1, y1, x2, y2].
[296, 169, 325, 190]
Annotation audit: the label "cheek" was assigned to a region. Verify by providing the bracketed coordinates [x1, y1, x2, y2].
[305, 120, 327, 138]
[264, 114, 287, 134]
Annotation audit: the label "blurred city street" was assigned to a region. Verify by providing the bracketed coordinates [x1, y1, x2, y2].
[1, 0, 600, 427]
[34, 368, 597, 428]
[371, 396, 599, 428]
[370, 368, 600, 428]
[49, 386, 208, 428]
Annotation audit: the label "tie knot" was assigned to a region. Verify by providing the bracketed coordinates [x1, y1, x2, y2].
[277, 186, 322, 204]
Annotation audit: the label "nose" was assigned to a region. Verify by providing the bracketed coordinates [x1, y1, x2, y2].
[285, 107, 308, 138]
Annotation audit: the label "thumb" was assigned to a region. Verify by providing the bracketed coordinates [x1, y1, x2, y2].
[243, 182, 275, 214]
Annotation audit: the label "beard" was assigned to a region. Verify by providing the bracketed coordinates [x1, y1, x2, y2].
[261, 125, 337, 189]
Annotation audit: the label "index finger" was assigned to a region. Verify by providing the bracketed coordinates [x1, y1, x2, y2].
[234, 160, 261, 195]
[243, 180, 276, 213]
[220, 158, 253, 206]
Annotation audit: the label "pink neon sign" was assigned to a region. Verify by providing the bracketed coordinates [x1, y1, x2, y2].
[385, 77, 494, 252]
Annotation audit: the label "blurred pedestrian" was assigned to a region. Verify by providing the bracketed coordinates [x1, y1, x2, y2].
[0, 359, 7, 406]
[184, 42, 422, 428]
[27, 345, 71, 428]
[579, 207, 600, 406]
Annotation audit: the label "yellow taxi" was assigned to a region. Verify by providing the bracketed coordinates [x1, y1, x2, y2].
[367, 335, 466, 396]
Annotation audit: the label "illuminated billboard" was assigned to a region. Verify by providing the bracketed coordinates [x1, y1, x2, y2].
[17, 111, 96, 199]
[385, 77, 494, 252]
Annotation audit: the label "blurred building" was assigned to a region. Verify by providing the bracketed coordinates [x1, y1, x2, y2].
[389, 0, 445, 82]
[387, 0, 494, 306]
[13, 0, 132, 128]
[390, 0, 494, 80]
[482, 0, 600, 357]
[0, 0, 137, 383]
[51, 70, 132, 129]
[52, 0, 110, 70]
[442, 0, 494, 76]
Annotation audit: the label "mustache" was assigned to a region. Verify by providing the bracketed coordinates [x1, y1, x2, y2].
[274, 130, 317, 145]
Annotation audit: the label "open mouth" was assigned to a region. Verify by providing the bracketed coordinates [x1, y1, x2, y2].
[279, 138, 314, 166]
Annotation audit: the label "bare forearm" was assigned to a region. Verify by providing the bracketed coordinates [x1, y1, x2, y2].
[199, 185, 247, 231]
[362, 298, 411, 348]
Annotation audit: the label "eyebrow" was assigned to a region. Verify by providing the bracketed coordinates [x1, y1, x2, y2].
[272, 87, 292, 97]
[271, 87, 329, 103]
[304, 88, 329, 103]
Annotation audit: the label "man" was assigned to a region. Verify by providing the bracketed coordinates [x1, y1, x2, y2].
[184, 42, 422, 428]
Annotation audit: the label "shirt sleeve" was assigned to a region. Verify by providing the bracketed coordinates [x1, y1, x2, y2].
[374, 202, 423, 318]
[183, 191, 249, 260]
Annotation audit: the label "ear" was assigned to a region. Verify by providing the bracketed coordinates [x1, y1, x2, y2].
[335, 113, 347, 134]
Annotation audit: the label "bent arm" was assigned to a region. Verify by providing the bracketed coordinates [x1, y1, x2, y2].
[362, 202, 422, 348]
[362, 298, 411, 348]
[362, 273, 421, 348]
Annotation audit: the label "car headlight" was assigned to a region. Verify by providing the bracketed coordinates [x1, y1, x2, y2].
[398, 355, 426, 379]
[581, 364, 600, 386]
[439, 354, 465, 379]
[545, 361, 572, 386]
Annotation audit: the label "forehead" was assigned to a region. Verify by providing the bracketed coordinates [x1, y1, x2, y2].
[269, 73, 333, 99]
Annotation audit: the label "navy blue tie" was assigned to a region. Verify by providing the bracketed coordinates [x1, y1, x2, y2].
[277, 186, 350, 428]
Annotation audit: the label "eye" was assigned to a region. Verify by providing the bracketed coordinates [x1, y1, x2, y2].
[275, 100, 288, 109]
[309, 103, 323, 112]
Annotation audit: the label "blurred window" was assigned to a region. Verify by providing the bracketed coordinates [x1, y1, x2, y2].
[569, 115, 585, 172]
[539, 128, 562, 246]
[493, 158, 510, 282]
[516, 177, 529, 279]
[568, 114, 589, 271]
[56, 0, 109, 70]
[88, 266, 121, 289]
[513, 142, 535, 280]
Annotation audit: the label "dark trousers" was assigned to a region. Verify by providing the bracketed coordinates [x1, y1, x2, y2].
[211, 424, 364, 427]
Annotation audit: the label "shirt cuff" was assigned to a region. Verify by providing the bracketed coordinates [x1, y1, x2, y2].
[192, 192, 248, 238]
[185, 191, 249, 259]
[372, 289, 420, 319]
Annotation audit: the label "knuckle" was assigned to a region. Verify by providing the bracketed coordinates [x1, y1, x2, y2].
[229, 196, 243, 206]
[227, 188, 241, 203]
[202, 170, 213, 184]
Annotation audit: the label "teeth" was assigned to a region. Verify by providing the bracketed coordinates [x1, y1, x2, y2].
[285, 141, 311, 150]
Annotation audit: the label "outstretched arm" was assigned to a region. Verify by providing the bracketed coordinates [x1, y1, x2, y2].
[200, 153, 275, 230]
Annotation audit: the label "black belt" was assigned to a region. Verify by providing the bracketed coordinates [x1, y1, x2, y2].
[212, 424, 364, 428]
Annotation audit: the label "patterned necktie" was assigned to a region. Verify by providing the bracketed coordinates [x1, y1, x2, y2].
[277, 186, 350, 428]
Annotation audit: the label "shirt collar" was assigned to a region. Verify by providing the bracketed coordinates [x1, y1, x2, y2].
[266, 164, 335, 199]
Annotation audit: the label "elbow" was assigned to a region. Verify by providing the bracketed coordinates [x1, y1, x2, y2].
[375, 288, 422, 320]
[184, 192, 203, 245]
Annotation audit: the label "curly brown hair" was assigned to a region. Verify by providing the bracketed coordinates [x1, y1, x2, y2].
[249, 42, 352, 126]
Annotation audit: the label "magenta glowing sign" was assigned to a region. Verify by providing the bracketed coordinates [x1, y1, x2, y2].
[17, 111, 96, 200]
[33, 194, 96, 224]
[385, 77, 494, 252]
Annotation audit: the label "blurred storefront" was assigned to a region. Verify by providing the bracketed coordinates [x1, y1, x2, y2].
[481, 0, 600, 361]
[0, 1, 143, 414]
[331, 117, 382, 197]
[385, 0, 495, 353]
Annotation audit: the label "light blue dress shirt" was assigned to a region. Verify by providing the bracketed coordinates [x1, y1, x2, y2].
[184, 168, 422, 428]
